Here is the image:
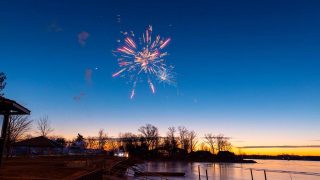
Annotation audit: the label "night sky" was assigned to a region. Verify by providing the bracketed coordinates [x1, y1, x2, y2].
[1, 0, 320, 154]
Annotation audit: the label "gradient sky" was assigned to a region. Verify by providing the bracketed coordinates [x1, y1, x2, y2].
[1, 0, 320, 155]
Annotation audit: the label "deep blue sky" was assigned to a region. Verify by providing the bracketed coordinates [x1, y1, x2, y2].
[1, 0, 320, 147]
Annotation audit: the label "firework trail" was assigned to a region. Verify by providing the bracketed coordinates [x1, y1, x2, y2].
[112, 25, 174, 99]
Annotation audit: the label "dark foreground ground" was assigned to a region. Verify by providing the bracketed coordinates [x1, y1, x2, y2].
[0, 151, 260, 179]
[0, 155, 126, 179]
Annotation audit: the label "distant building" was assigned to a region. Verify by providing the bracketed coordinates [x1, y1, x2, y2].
[114, 149, 129, 157]
[13, 136, 63, 156]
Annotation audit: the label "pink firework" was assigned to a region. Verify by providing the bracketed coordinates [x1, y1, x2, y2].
[112, 25, 174, 99]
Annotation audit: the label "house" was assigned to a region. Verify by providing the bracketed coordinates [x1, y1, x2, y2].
[13, 136, 63, 156]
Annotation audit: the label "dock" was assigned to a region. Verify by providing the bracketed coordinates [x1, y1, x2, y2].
[135, 171, 185, 177]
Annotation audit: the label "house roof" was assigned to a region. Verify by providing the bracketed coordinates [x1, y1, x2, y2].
[0, 96, 30, 115]
[14, 136, 63, 148]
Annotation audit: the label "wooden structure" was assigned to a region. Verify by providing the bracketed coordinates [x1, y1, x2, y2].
[13, 136, 63, 155]
[0, 96, 30, 166]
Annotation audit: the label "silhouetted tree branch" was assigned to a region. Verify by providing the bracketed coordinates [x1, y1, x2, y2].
[86, 136, 96, 149]
[166, 127, 178, 150]
[37, 116, 53, 137]
[204, 133, 216, 154]
[6, 115, 33, 157]
[215, 134, 232, 151]
[98, 129, 107, 150]
[138, 124, 159, 150]
[178, 126, 189, 150]
[0, 72, 6, 96]
[188, 130, 198, 152]
[119, 132, 138, 152]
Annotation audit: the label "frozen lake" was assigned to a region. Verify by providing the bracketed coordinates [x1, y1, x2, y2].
[134, 159, 320, 179]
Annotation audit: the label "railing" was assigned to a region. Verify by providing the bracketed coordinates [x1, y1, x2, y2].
[196, 164, 320, 180]
[246, 167, 320, 180]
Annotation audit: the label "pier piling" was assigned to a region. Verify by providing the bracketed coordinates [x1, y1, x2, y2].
[206, 169, 208, 180]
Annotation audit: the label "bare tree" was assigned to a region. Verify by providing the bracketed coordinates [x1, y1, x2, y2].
[0, 72, 6, 96]
[138, 124, 159, 150]
[215, 134, 232, 152]
[188, 130, 198, 152]
[119, 132, 138, 152]
[178, 126, 189, 150]
[37, 116, 53, 137]
[86, 136, 96, 149]
[98, 129, 107, 150]
[204, 133, 216, 154]
[6, 115, 33, 157]
[166, 127, 177, 150]
[167, 127, 176, 138]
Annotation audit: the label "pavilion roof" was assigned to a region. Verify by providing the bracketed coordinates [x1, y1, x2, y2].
[14, 136, 62, 148]
[0, 96, 30, 115]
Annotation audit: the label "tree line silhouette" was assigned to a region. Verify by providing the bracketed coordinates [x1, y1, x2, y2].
[1, 72, 232, 159]
[5, 114, 233, 159]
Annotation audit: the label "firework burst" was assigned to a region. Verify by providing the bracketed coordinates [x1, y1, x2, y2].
[112, 25, 174, 99]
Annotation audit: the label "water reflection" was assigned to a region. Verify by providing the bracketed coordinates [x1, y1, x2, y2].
[139, 160, 320, 180]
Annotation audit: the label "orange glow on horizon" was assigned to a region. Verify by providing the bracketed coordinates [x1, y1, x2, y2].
[235, 147, 320, 156]
[38, 131, 320, 156]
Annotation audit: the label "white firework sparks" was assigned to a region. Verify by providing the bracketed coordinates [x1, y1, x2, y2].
[112, 25, 174, 99]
